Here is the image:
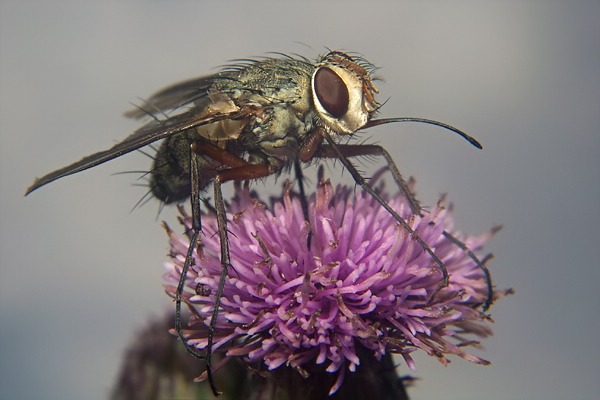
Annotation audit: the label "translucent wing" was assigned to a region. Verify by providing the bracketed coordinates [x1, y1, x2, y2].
[124, 72, 233, 119]
[25, 107, 247, 195]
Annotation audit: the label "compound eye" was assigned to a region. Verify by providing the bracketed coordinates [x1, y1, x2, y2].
[314, 67, 349, 118]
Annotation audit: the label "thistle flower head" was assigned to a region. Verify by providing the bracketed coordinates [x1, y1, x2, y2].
[164, 175, 501, 395]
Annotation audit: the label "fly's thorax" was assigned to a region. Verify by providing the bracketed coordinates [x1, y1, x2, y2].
[311, 52, 379, 135]
[214, 58, 312, 110]
[287, 73, 313, 115]
[246, 105, 315, 166]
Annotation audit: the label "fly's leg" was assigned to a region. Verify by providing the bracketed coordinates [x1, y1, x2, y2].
[294, 159, 312, 248]
[441, 230, 497, 310]
[177, 141, 271, 395]
[316, 143, 421, 214]
[174, 145, 204, 364]
[295, 126, 328, 249]
[316, 133, 493, 309]
[293, 159, 309, 224]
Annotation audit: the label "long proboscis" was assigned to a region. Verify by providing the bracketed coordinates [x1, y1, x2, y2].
[364, 117, 482, 149]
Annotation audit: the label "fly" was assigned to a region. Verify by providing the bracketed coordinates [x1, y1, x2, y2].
[25, 50, 492, 395]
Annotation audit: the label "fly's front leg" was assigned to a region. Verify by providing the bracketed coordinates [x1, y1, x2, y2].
[315, 142, 420, 214]
[441, 230, 497, 310]
[318, 133, 449, 301]
[316, 135, 493, 310]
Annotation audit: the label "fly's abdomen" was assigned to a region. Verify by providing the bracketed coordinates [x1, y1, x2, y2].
[150, 133, 217, 204]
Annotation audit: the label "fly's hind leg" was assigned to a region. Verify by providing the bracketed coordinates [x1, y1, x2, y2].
[174, 142, 205, 365]
[175, 140, 272, 395]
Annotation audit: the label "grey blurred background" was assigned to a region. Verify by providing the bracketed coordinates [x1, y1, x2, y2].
[1, 1, 598, 399]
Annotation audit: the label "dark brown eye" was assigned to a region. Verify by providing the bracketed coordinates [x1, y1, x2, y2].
[314, 67, 349, 118]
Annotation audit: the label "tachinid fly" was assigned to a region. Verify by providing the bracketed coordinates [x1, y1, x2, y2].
[26, 50, 492, 395]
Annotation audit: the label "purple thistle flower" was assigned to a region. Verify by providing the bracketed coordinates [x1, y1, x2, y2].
[163, 174, 502, 396]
